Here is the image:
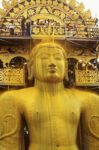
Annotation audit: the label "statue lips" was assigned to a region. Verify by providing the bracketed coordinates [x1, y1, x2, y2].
[48, 67, 56, 73]
[48, 64, 57, 73]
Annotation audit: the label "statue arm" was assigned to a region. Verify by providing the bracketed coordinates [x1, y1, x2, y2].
[0, 91, 19, 140]
[0, 91, 25, 150]
[79, 92, 99, 150]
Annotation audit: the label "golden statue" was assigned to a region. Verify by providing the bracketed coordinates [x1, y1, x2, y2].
[26, 42, 83, 150]
[0, 42, 99, 150]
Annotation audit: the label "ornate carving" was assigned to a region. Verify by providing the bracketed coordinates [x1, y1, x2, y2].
[0, 122, 3, 136]
[0, 0, 96, 38]
[40, 7, 49, 14]
[88, 116, 99, 138]
[2, 0, 11, 10]
[11, 0, 18, 5]
[81, 9, 91, 20]
[0, 68, 25, 86]
[76, 70, 99, 86]
[13, 7, 20, 13]
[19, 4, 24, 10]
[75, 2, 85, 14]
[0, 115, 17, 140]
[24, 1, 30, 7]
[69, 0, 76, 8]
[53, 0, 57, 6]
[28, 8, 35, 16]
[64, 5, 69, 12]
[0, 8, 5, 16]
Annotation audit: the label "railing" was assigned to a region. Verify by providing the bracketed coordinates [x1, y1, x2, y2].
[31, 25, 99, 39]
[75, 70, 99, 86]
[0, 67, 99, 86]
[0, 25, 99, 39]
[0, 68, 25, 86]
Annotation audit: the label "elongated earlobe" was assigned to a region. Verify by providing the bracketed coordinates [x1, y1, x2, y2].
[27, 62, 34, 80]
[64, 73, 68, 81]
[63, 72, 70, 87]
[65, 60, 69, 81]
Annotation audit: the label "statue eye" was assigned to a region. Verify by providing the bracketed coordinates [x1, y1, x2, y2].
[40, 55, 49, 59]
[54, 55, 62, 60]
[55, 57, 61, 60]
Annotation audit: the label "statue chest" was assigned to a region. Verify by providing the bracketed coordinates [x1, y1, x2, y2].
[24, 96, 81, 127]
[23, 93, 82, 146]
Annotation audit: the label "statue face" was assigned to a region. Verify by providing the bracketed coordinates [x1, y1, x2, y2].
[33, 46, 65, 82]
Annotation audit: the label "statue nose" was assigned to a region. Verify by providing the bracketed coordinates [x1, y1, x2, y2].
[48, 63, 56, 68]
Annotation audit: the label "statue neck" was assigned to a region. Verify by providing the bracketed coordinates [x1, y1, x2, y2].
[35, 79, 64, 95]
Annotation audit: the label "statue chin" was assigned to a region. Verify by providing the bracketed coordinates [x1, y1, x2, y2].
[36, 76, 63, 83]
[46, 77, 63, 83]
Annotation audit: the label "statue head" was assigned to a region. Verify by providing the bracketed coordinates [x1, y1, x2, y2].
[28, 42, 68, 83]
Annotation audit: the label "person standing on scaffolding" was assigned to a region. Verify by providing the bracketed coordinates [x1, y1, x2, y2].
[67, 24, 73, 37]
[21, 16, 25, 36]
[9, 20, 15, 35]
[26, 21, 30, 36]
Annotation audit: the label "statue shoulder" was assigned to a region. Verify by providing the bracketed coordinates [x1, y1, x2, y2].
[0, 87, 37, 114]
[74, 89, 99, 110]
[64, 88, 99, 113]
[65, 88, 88, 100]
[0, 90, 21, 111]
[64, 88, 87, 105]
[65, 88, 91, 106]
[86, 92, 99, 104]
[0, 87, 36, 100]
[0, 90, 15, 102]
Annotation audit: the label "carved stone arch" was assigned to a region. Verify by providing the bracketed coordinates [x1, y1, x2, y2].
[68, 57, 78, 70]
[67, 57, 78, 84]
[88, 58, 96, 63]
[0, 59, 3, 68]
[9, 56, 27, 68]
[6, 2, 80, 23]
[67, 57, 78, 69]
[3, 0, 90, 21]
[87, 58, 97, 70]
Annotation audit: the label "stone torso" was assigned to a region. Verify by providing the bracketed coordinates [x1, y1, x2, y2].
[18, 88, 82, 150]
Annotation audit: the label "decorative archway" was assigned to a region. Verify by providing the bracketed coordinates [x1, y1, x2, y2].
[87, 58, 98, 70]
[67, 57, 78, 84]
[0, 59, 3, 68]
[9, 56, 27, 68]
[0, 0, 96, 38]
